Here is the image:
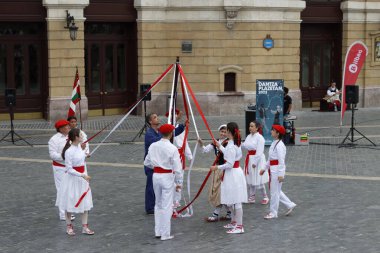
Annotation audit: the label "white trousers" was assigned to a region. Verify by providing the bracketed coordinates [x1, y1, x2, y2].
[269, 171, 295, 217]
[153, 173, 174, 238]
[52, 165, 66, 219]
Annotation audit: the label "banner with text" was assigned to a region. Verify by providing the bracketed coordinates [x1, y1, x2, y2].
[256, 79, 284, 145]
[340, 41, 368, 125]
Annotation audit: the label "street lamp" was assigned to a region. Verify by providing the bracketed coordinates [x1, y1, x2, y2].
[64, 10, 78, 41]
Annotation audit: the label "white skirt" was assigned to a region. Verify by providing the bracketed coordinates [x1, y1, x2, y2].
[221, 167, 248, 205]
[245, 154, 269, 187]
[56, 173, 93, 213]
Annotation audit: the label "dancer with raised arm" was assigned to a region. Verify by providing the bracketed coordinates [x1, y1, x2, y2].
[210, 122, 247, 234]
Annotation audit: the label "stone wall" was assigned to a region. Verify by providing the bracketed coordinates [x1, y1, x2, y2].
[43, 0, 89, 121]
[341, 0, 380, 107]
[135, 0, 305, 115]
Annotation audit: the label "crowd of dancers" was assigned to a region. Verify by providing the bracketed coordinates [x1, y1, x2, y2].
[48, 111, 296, 239]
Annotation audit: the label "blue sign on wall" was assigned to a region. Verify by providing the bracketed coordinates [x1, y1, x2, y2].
[256, 79, 284, 145]
[263, 34, 274, 50]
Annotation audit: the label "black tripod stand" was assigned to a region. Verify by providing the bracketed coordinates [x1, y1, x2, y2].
[0, 103, 32, 146]
[132, 100, 148, 142]
[339, 104, 376, 147]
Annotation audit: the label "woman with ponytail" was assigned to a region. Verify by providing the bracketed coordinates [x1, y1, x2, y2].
[242, 121, 269, 205]
[259, 125, 296, 219]
[56, 128, 94, 236]
[211, 122, 247, 234]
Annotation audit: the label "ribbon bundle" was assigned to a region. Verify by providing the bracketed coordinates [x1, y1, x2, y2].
[83, 60, 217, 217]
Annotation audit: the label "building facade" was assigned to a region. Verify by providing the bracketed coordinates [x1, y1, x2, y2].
[0, 0, 379, 120]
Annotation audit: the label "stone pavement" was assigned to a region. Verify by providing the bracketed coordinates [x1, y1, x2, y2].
[0, 108, 380, 252]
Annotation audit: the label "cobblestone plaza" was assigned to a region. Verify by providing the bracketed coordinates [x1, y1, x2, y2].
[0, 109, 380, 252]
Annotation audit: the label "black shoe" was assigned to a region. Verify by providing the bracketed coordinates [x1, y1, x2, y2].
[146, 210, 154, 215]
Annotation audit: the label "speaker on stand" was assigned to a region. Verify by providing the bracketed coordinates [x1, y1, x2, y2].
[339, 85, 376, 147]
[132, 84, 151, 141]
[0, 88, 32, 146]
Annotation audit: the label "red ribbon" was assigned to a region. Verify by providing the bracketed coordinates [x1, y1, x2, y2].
[84, 64, 175, 144]
[75, 187, 90, 208]
[177, 75, 191, 170]
[244, 150, 256, 175]
[175, 65, 217, 215]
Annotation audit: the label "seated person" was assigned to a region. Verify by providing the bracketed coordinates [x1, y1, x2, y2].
[326, 81, 341, 111]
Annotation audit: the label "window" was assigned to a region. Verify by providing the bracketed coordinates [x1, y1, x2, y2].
[218, 65, 243, 93]
[224, 72, 236, 92]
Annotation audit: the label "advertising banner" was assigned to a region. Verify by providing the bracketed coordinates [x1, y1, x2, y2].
[256, 79, 284, 145]
[341, 41, 368, 125]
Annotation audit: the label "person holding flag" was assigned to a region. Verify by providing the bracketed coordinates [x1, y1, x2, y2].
[48, 119, 73, 221]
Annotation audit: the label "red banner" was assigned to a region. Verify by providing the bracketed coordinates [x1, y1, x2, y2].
[341, 41, 368, 125]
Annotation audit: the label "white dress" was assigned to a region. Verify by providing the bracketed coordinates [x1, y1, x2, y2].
[56, 145, 93, 213]
[218, 140, 248, 205]
[241, 132, 269, 187]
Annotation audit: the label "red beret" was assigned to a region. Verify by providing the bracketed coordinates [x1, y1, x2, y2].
[272, 125, 286, 135]
[165, 109, 180, 117]
[159, 123, 175, 134]
[55, 119, 70, 129]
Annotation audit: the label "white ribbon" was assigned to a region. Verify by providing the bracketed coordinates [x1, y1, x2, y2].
[89, 68, 172, 156]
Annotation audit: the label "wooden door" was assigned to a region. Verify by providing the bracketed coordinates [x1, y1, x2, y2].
[0, 23, 47, 114]
[85, 23, 137, 115]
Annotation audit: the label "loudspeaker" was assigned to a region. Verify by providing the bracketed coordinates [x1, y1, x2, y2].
[5, 88, 16, 107]
[140, 84, 151, 101]
[345, 85, 359, 104]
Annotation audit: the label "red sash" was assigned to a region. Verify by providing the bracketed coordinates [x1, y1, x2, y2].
[73, 166, 85, 173]
[221, 161, 240, 181]
[52, 161, 65, 167]
[270, 160, 279, 166]
[154, 167, 173, 174]
[244, 150, 256, 175]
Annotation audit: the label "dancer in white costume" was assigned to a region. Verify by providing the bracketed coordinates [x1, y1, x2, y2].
[241, 121, 269, 204]
[48, 119, 74, 221]
[144, 124, 183, 241]
[198, 124, 231, 222]
[260, 125, 296, 219]
[56, 128, 94, 236]
[211, 122, 247, 234]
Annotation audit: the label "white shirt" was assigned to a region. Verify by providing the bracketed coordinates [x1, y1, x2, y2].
[80, 130, 90, 155]
[144, 138, 183, 182]
[174, 130, 192, 161]
[217, 140, 242, 170]
[202, 138, 227, 154]
[327, 87, 339, 97]
[48, 132, 68, 164]
[241, 132, 265, 166]
[64, 145, 87, 177]
[265, 140, 286, 177]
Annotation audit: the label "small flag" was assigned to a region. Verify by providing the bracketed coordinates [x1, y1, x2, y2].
[67, 69, 81, 117]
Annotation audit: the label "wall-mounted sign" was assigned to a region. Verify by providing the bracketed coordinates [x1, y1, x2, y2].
[182, 41, 192, 53]
[263, 34, 274, 51]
